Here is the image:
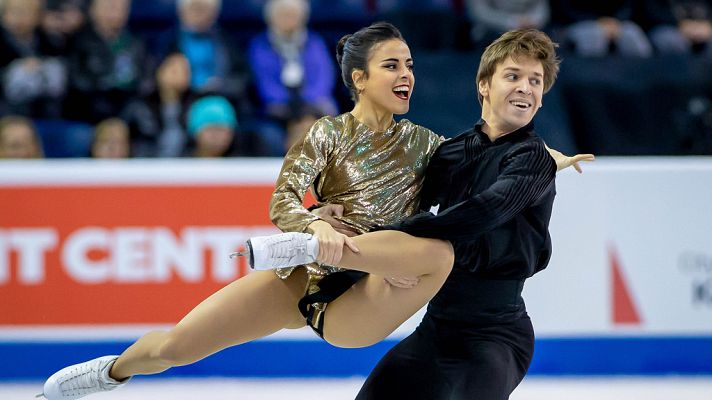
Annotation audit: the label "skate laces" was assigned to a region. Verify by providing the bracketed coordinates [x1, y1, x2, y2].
[58, 364, 101, 394]
[267, 235, 306, 261]
[59, 360, 114, 395]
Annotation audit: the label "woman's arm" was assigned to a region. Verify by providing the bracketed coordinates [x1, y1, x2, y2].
[269, 118, 334, 232]
[269, 117, 359, 262]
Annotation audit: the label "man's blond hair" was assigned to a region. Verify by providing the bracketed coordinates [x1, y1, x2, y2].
[476, 29, 560, 105]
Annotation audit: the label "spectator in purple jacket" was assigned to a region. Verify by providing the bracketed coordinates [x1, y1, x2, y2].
[247, 0, 338, 153]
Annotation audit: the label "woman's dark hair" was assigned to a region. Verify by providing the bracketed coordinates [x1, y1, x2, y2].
[336, 22, 406, 102]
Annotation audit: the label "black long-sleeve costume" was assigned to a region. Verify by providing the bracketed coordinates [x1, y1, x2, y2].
[389, 119, 556, 322]
[358, 120, 557, 400]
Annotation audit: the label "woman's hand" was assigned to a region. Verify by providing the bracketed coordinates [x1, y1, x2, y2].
[311, 204, 360, 237]
[307, 220, 359, 265]
[545, 145, 595, 173]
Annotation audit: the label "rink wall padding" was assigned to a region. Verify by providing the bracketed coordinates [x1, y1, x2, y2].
[3, 159, 712, 380]
[1, 337, 711, 380]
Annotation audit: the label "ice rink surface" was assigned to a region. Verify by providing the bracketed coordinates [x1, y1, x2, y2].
[5, 376, 712, 400]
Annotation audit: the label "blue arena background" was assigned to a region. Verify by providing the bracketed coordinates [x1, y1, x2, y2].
[2, 337, 712, 380]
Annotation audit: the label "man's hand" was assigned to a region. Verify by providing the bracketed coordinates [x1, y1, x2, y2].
[311, 203, 360, 237]
[384, 276, 420, 289]
[545, 145, 595, 173]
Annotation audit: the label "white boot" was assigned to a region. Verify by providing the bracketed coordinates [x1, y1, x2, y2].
[232, 232, 320, 270]
[40, 355, 129, 399]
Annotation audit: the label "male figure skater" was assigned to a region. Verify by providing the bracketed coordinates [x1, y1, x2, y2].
[355, 28, 563, 399]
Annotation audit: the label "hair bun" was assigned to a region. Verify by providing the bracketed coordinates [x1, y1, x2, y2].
[336, 34, 351, 66]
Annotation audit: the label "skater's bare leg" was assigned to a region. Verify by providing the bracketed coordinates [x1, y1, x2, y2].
[324, 246, 452, 347]
[110, 269, 308, 380]
[336, 230, 454, 278]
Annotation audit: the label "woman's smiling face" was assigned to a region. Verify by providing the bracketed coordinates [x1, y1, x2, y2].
[354, 38, 414, 116]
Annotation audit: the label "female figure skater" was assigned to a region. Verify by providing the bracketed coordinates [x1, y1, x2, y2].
[40, 23, 589, 400]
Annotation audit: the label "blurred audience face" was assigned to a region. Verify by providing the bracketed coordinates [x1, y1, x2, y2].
[285, 113, 317, 151]
[90, 0, 130, 38]
[195, 125, 232, 157]
[267, 0, 307, 37]
[157, 53, 191, 94]
[2, 0, 42, 38]
[42, 10, 66, 36]
[0, 118, 43, 159]
[178, 0, 220, 33]
[91, 118, 130, 158]
[42, 1, 86, 36]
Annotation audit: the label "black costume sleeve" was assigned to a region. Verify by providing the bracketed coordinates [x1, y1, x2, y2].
[415, 144, 451, 211]
[387, 142, 556, 241]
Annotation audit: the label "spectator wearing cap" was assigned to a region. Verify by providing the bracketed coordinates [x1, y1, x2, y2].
[186, 95, 240, 157]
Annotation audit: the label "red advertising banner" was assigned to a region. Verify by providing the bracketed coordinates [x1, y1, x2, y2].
[0, 182, 285, 325]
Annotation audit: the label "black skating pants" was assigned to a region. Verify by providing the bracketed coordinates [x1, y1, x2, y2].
[356, 313, 535, 400]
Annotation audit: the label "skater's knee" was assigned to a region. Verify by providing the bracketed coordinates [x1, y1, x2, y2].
[429, 239, 454, 275]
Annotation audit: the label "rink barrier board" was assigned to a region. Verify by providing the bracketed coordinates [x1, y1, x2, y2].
[3, 159, 712, 379]
[0, 336, 711, 380]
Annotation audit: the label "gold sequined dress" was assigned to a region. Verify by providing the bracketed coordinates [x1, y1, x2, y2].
[269, 112, 443, 289]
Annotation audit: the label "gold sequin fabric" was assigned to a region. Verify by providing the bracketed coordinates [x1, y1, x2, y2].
[270, 112, 443, 280]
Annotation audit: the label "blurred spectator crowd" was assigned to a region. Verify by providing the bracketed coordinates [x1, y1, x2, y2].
[1, 0, 712, 159]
